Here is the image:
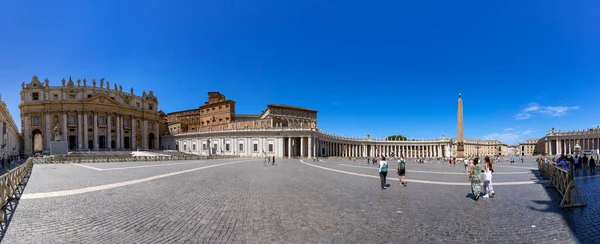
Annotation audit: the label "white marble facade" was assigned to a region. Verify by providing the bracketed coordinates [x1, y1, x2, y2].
[162, 128, 455, 158]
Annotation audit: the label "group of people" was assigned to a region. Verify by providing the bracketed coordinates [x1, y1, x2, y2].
[263, 156, 276, 166]
[376, 155, 407, 190]
[469, 156, 495, 200]
[550, 154, 597, 173]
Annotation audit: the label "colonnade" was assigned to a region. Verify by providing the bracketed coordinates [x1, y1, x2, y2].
[317, 141, 449, 158]
[548, 137, 600, 155]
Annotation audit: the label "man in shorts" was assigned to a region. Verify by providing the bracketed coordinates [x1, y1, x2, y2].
[397, 154, 407, 187]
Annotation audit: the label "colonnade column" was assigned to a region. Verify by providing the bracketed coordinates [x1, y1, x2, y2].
[308, 137, 312, 159]
[300, 137, 304, 158]
[288, 137, 292, 158]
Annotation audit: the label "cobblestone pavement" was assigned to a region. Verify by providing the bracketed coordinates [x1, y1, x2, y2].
[2, 156, 599, 243]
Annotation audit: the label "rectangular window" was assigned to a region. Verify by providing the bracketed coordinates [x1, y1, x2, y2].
[88, 94, 92, 98]
[226, 144, 230, 151]
[239, 143, 244, 151]
[136, 102, 140, 108]
[33, 116, 39, 126]
[269, 144, 273, 152]
[32, 93, 39, 101]
[99, 116, 105, 125]
[253, 143, 258, 152]
[184, 145, 187, 151]
[193, 144, 196, 151]
[149, 123, 153, 130]
[53, 94, 58, 100]
[124, 119, 129, 127]
[149, 104, 153, 110]
[69, 115, 75, 125]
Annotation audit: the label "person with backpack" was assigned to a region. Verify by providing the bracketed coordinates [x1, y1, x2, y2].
[378, 156, 388, 190]
[397, 154, 407, 187]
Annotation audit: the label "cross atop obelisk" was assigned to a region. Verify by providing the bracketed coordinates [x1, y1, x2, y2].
[456, 92, 465, 158]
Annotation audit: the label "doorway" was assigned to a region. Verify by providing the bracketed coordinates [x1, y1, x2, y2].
[68, 136, 77, 150]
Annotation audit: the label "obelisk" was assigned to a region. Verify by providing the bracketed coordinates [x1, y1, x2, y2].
[456, 92, 465, 158]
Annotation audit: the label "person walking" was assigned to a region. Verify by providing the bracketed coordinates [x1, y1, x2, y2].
[590, 156, 596, 173]
[367, 157, 370, 165]
[378, 156, 388, 190]
[469, 158, 482, 200]
[397, 154, 407, 187]
[272, 156, 275, 165]
[463, 158, 469, 172]
[482, 156, 495, 198]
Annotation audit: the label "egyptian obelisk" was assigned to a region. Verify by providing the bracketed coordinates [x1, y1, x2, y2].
[456, 93, 465, 158]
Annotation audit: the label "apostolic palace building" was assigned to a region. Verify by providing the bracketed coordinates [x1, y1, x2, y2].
[0, 94, 21, 159]
[19, 76, 163, 154]
[9, 75, 599, 159]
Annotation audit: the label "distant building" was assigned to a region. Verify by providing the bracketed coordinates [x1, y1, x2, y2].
[0, 94, 22, 158]
[517, 138, 539, 156]
[19, 76, 162, 154]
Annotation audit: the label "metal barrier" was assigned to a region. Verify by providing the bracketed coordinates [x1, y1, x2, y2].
[0, 158, 34, 222]
[31, 155, 239, 164]
[538, 162, 586, 208]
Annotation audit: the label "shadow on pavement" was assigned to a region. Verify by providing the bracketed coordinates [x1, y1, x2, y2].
[529, 167, 599, 243]
[0, 166, 33, 243]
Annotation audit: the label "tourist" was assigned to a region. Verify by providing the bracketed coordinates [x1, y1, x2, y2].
[482, 156, 495, 198]
[469, 157, 482, 200]
[372, 157, 377, 165]
[378, 156, 388, 190]
[590, 156, 596, 173]
[272, 155, 275, 165]
[397, 154, 407, 187]
[453, 157, 456, 167]
[463, 158, 469, 172]
[367, 157, 370, 165]
[582, 154, 589, 172]
[574, 155, 580, 171]
[556, 156, 570, 170]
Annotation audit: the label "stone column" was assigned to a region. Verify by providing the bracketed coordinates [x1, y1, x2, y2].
[116, 115, 121, 149]
[142, 120, 148, 150]
[107, 114, 112, 150]
[131, 118, 136, 150]
[62, 113, 67, 143]
[83, 112, 88, 149]
[308, 136, 312, 159]
[77, 112, 83, 149]
[93, 113, 98, 150]
[300, 137, 304, 157]
[45, 114, 51, 149]
[288, 137, 292, 158]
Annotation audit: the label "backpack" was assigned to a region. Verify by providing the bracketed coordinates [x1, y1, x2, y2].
[398, 160, 406, 170]
[380, 161, 387, 172]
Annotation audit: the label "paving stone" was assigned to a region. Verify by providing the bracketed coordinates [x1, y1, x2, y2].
[1, 156, 598, 243]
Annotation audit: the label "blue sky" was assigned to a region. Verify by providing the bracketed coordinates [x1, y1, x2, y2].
[1, 0, 599, 145]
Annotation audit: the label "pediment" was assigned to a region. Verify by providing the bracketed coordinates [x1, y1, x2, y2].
[83, 94, 120, 105]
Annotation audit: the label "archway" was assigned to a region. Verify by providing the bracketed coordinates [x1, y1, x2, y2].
[32, 129, 43, 154]
[148, 133, 156, 150]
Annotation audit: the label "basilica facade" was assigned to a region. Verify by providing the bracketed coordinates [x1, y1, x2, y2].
[19, 76, 162, 154]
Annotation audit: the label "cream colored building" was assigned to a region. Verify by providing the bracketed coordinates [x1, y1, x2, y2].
[0, 94, 22, 158]
[540, 127, 600, 156]
[162, 93, 457, 158]
[517, 138, 538, 156]
[460, 139, 507, 157]
[19, 76, 162, 154]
